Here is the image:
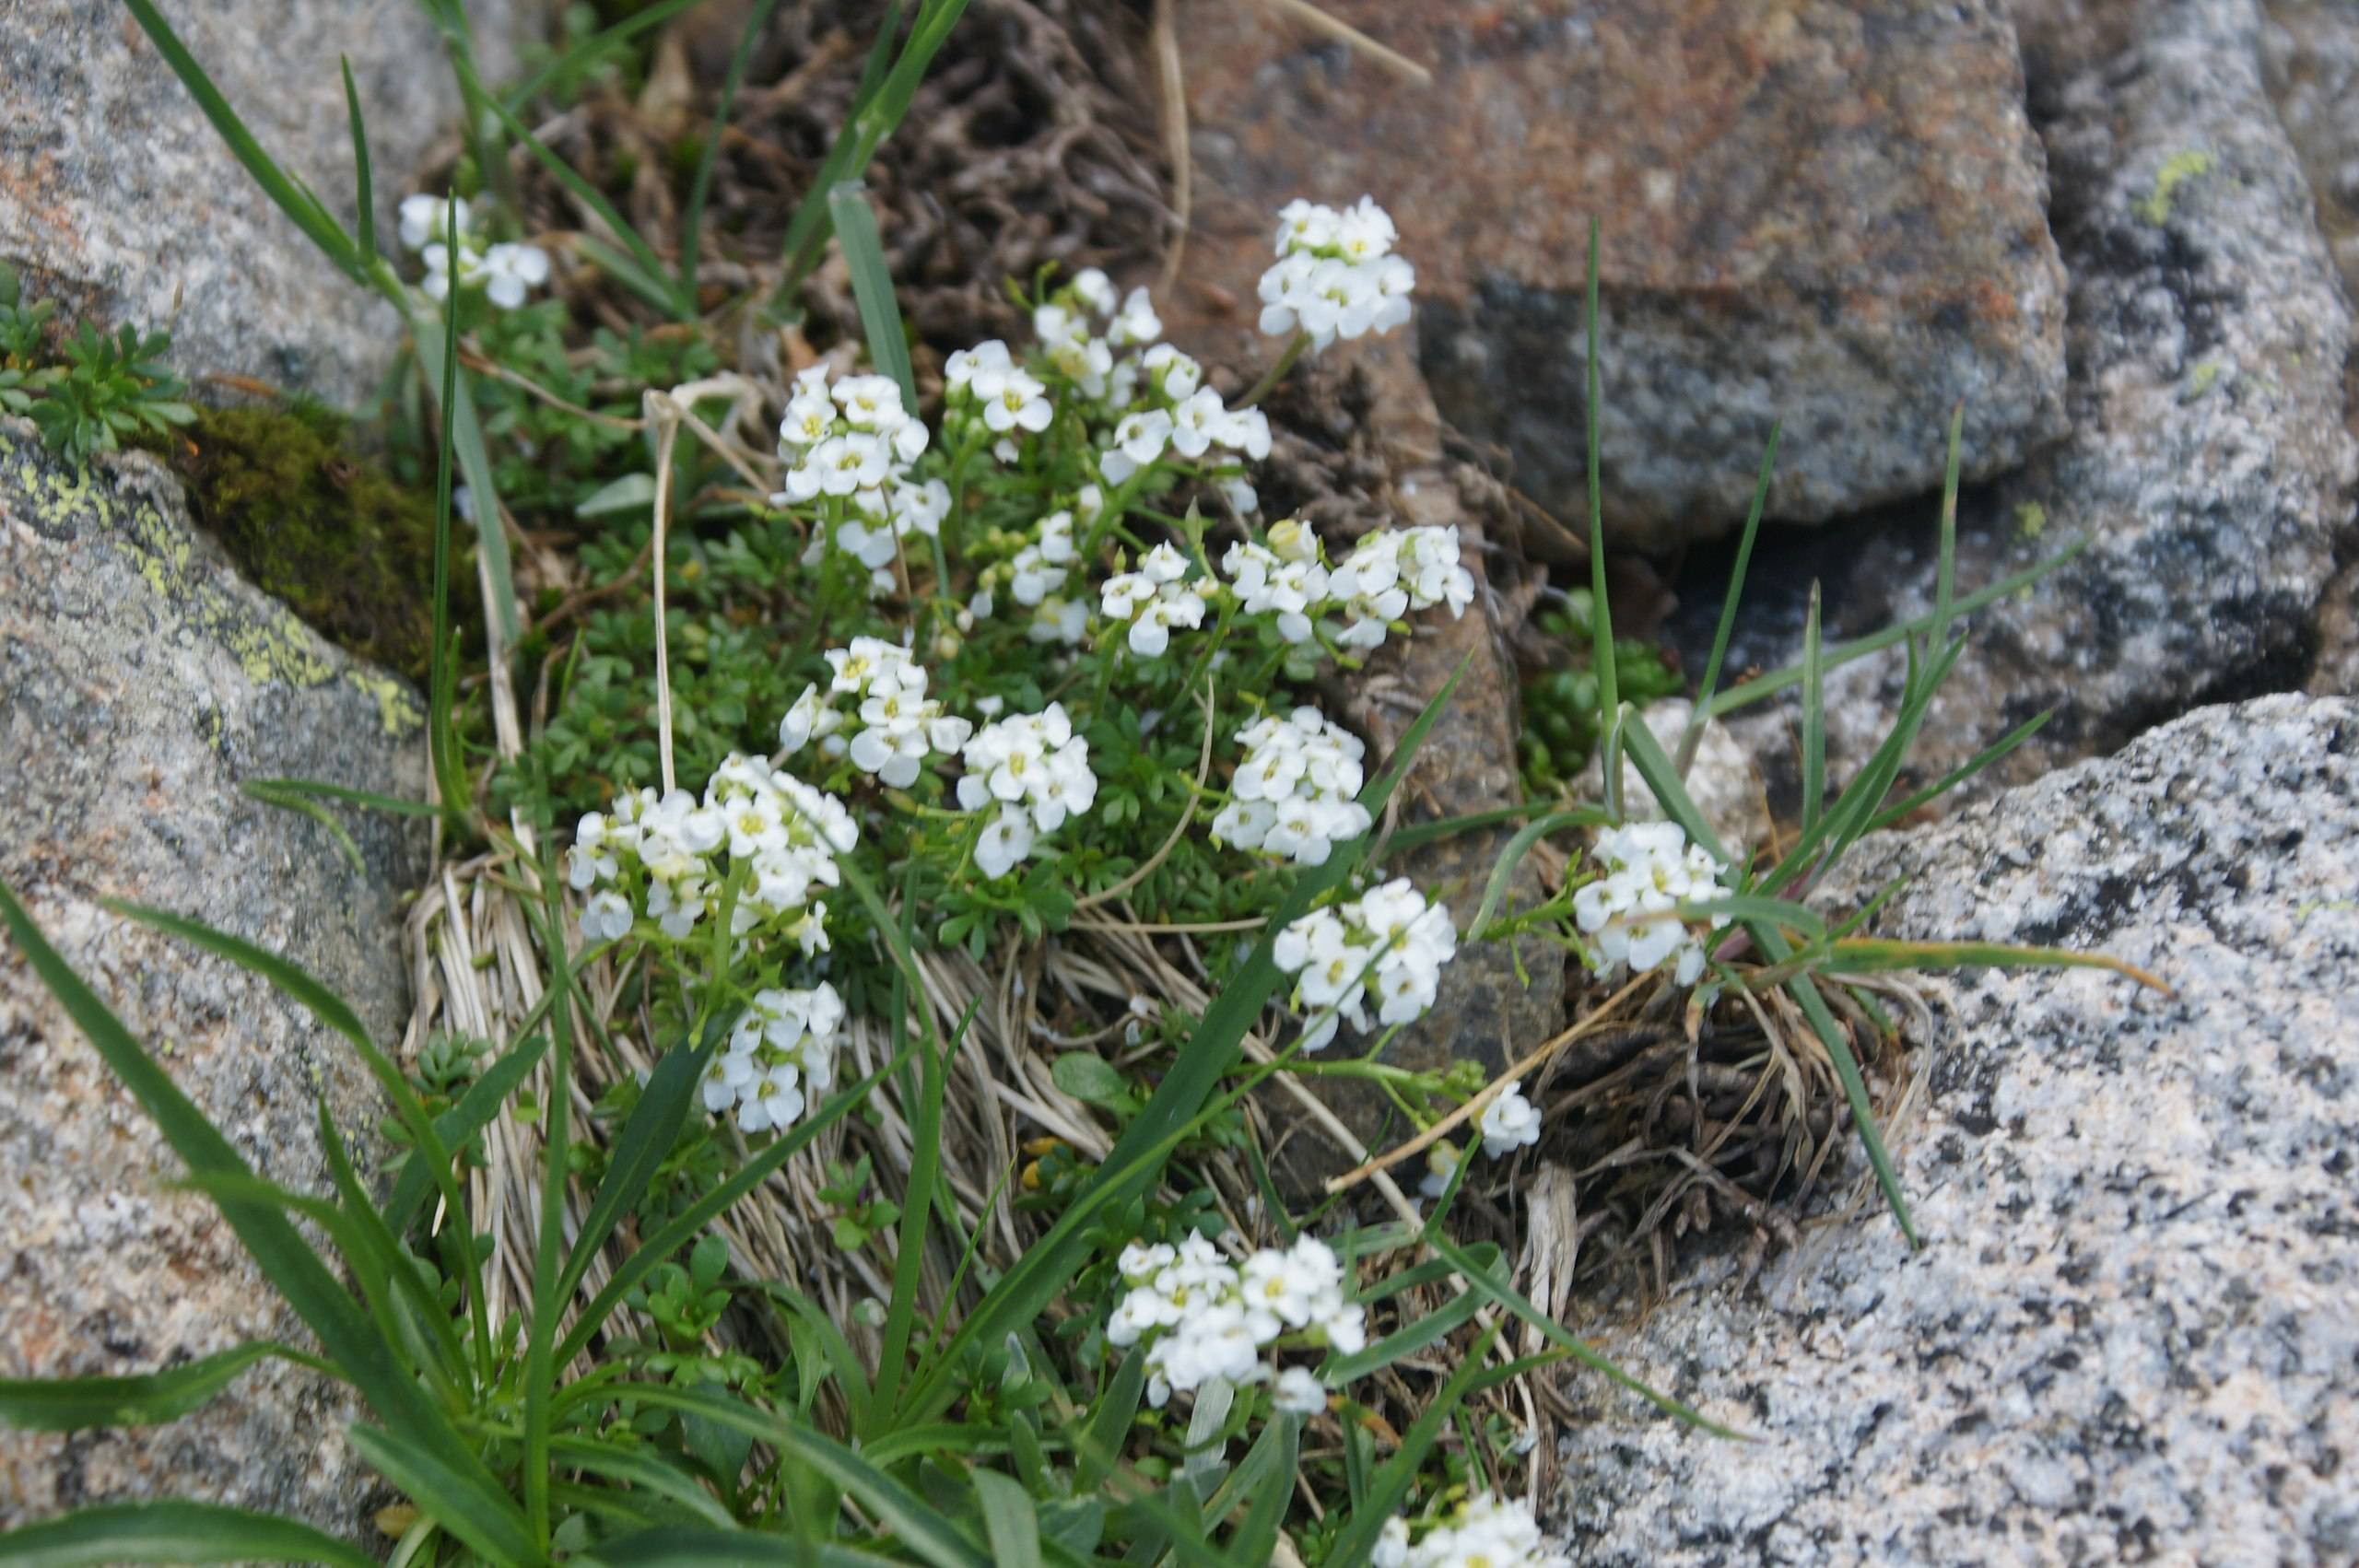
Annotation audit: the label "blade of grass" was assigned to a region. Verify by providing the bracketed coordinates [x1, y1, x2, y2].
[502, 0, 710, 110]
[1581, 216, 1620, 817]
[424, 232, 471, 829]
[241, 780, 364, 873]
[829, 181, 917, 410]
[1801, 579, 1825, 837]
[778, 1, 966, 298]
[117, 0, 364, 282]
[1866, 710, 2051, 832]
[1467, 807, 1613, 938]
[0, 1502, 381, 1568]
[0, 1342, 332, 1433]
[381, 1031, 549, 1234]
[348, 1422, 538, 1567]
[1678, 424, 1779, 773]
[455, 57, 687, 319]
[611, 1387, 991, 1568]
[240, 778, 440, 816]
[522, 777, 586, 1552]
[1703, 538, 2089, 721]
[340, 58, 375, 273]
[1817, 937, 2170, 991]
[679, 0, 787, 303]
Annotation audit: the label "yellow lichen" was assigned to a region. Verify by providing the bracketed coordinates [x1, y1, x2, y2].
[2134, 149, 2215, 226]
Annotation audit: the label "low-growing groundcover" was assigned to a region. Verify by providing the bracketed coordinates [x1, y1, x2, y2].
[0, 3, 2165, 1564]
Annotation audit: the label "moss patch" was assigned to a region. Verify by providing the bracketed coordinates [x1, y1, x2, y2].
[140, 403, 466, 683]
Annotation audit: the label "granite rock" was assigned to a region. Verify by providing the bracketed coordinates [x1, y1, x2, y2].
[0, 0, 538, 407]
[1680, 0, 2359, 814]
[0, 421, 427, 1529]
[1554, 695, 2359, 1565]
[1167, 0, 2071, 548]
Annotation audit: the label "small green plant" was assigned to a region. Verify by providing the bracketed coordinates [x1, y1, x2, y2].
[25, 318, 198, 462]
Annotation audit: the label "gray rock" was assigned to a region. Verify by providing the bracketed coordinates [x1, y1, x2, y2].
[0, 421, 427, 1530]
[1554, 694, 2359, 1565]
[2259, 0, 2359, 698]
[0, 0, 537, 407]
[1166, 0, 2071, 549]
[1683, 0, 2359, 814]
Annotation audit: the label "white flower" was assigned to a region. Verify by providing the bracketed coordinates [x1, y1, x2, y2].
[981, 367, 1054, 436]
[1373, 1517, 1413, 1568]
[772, 365, 929, 524]
[398, 193, 471, 252]
[1100, 408, 1174, 485]
[1419, 1141, 1461, 1200]
[1273, 1366, 1327, 1416]
[784, 642, 968, 788]
[975, 808, 1035, 879]
[482, 242, 550, 309]
[582, 890, 634, 942]
[1571, 822, 1731, 988]
[1257, 195, 1415, 350]
[1479, 1081, 1543, 1160]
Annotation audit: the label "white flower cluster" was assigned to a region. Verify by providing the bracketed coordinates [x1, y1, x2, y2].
[701, 982, 846, 1134]
[773, 366, 941, 591]
[1258, 196, 1415, 349]
[1099, 542, 1212, 658]
[1478, 1080, 1543, 1160]
[1373, 1496, 1567, 1568]
[1273, 879, 1459, 1052]
[778, 638, 971, 790]
[955, 704, 1097, 878]
[1220, 521, 1473, 651]
[1324, 526, 1477, 649]
[397, 194, 550, 310]
[1107, 1233, 1367, 1410]
[1097, 343, 1272, 499]
[569, 754, 856, 954]
[1571, 822, 1732, 987]
[1211, 707, 1371, 868]
[1030, 267, 1161, 407]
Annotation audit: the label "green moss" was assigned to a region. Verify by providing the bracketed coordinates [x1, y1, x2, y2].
[139, 403, 467, 683]
[2014, 501, 2048, 540]
[2134, 149, 2215, 226]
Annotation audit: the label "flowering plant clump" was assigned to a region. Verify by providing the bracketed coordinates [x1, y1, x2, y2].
[1571, 821, 1733, 986]
[1376, 1496, 1571, 1568]
[1107, 1233, 1367, 1409]
[1273, 879, 1461, 1051]
[1259, 195, 1417, 348]
[35, 9, 2131, 1560]
[397, 193, 550, 309]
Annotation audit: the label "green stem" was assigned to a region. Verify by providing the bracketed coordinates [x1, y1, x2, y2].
[1238, 331, 1312, 409]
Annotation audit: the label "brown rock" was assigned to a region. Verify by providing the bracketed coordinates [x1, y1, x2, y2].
[1167, 0, 2071, 548]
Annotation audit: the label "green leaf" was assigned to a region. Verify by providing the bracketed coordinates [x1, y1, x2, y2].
[0, 1342, 328, 1433]
[348, 1422, 540, 1566]
[1226, 1413, 1298, 1565]
[579, 1530, 909, 1568]
[1321, 1328, 1505, 1567]
[501, 0, 709, 109]
[1801, 579, 1825, 837]
[1076, 1348, 1145, 1492]
[613, 1387, 991, 1568]
[1581, 217, 1619, 814]
[339, 57, 375, 272]
[116, 0, 363, 282]
[0, 1502, 379, 1568]
[1050, 1051, 1127, 1109]
[239, 776, 440, 816]
[577, 472, 659, 519]
[556, 1016, 724, 1310]
[239, 780, 364, 873]
[973, 1470, 1043, 1568]
[829, 181, 917, 410]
